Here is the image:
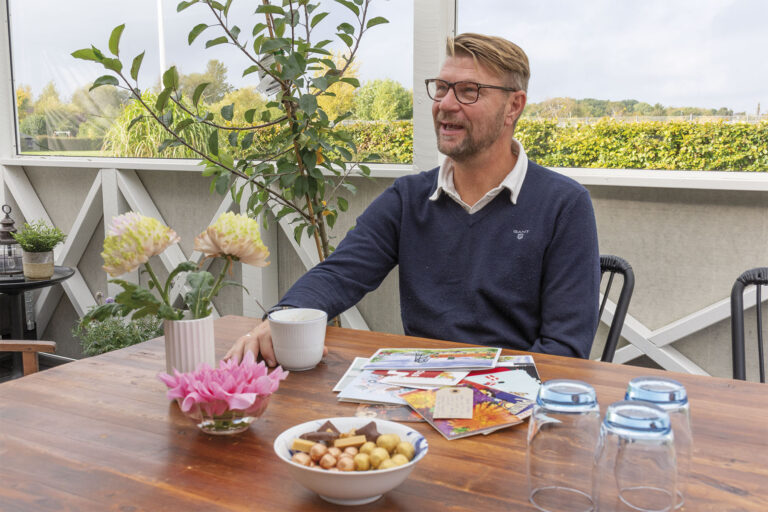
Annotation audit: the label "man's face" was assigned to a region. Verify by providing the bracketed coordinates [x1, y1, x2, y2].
[432, 55, 515, 161]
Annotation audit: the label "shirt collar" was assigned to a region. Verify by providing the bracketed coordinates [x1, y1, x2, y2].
[428, 137, 529, 205]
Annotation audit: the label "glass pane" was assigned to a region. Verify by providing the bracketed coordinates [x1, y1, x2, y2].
[9, 0, 412, 163]
[457, 0, 768, 171]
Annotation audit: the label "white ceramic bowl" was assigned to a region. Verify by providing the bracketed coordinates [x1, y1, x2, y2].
[273, 417, 428, 506]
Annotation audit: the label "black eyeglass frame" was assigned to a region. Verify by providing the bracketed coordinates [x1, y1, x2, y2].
[424, 78, 519, 105]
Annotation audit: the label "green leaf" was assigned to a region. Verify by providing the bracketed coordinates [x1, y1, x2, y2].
[192, 82, 210, 107]
[174, 118, 194, 132]
[312, 77, 329, 91]
[223, 0, 233, 16]
[252, 22, 268, 36]
[242, 65, 260, 77]
[256, 4, 285, 15]
[71, 48, 101, 62]
[205, 36, 229, 48]
[244, 108, 256, 123]
[184, 271, 215, 319]
[208, 130, 219, 155]
[108, 24, 125, 56]
[155, 88, 171, 111]
[293, 224, 305, 244]
[230, 25, 241, 40]
[188, 23, 208, 45]
[340, 77, 360, 87]
[90, 75, 119, 91]
[241, 131, 255, 149]
[337, 196, 349, 212]
[311, 12, 329, 28]
[337, 33, 353, 47]
[177, 0, 197, 12]
[158, 138, 182, 153]
[334, 0, 360, 15]
[102, 58, 123, 73]
[221, 103, 234, 121]
[215, 173, 230, 195]
[228, 131, 238, 147]
[162, 66, 179, 90]
[366, 16, 389, 29]
[261, 38, 289, 53]
[337, 22, 354, 34]
[127, 115, 144, 132]
[299, 94, 318, 115]
[130, 51, 145, 81]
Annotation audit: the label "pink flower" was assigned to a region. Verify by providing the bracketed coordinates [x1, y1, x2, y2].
[158, 351, 288, 418]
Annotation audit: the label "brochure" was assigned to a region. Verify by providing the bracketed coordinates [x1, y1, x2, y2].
[363, 347, 501, 370]
[337, 370, 411, 405]
[379, 369, 469, 388]
[399, 382, 533, 440]
[463, 358, 542, 401]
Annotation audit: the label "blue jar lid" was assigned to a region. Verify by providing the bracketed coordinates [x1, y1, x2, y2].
[625, 376, 688, 409]
[604, 400, 671, 435]
[537, 379, 598, 412]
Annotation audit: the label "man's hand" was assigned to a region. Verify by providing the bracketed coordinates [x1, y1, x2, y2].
[225, 319, 329, 366]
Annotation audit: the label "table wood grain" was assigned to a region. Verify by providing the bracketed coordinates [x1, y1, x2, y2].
[1, 315, 766, 511]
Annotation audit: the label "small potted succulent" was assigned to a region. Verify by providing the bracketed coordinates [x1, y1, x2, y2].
[11, 220, 66, 279]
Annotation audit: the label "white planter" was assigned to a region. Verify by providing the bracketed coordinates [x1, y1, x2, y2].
[163, 315, 216, 374]
[22, 250, 54, 280]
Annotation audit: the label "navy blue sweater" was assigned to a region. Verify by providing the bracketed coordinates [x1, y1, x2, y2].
[279, 162, 601, 358]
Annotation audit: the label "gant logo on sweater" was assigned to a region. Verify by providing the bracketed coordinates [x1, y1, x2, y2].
[513, 229, 529, 240]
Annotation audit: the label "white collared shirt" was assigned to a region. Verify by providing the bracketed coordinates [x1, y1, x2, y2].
[428, 138, 529, 214]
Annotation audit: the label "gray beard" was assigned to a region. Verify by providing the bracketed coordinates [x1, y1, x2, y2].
[435, 109, 506, 162]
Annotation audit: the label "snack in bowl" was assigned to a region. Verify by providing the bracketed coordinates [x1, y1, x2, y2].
[274, 417, 428, 506]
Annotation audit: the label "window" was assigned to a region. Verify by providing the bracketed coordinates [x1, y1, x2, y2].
[9, 0, 413, 163]
[457, 0, 768, 171]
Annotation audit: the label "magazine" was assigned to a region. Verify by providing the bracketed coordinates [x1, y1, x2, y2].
[337, 370, 411, 405]
[463, 357, 541, 401]
[332, 357, 370, 392]
[363, 347, 501, 370]
[379, 369, 469, 388]
[399, 382, 533, 440]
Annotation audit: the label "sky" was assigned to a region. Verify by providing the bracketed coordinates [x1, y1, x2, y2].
[8, 0, 766, 114]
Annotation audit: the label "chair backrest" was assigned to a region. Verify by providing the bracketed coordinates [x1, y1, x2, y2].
[730, 268, 768, 383]
[599, 255, 635, 363]
[0, 340, 56, 377]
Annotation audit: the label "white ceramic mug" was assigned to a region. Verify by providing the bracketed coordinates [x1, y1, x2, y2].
[269, 308, 327, 371]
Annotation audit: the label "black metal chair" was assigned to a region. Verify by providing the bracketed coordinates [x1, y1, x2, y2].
[730, 268, 768, 382]
[599, 255, 635, 363]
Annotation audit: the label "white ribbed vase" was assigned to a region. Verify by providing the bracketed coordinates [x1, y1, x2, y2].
[163, 315, 215, 374]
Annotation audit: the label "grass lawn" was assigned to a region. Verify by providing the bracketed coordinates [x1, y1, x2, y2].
[20, 150, 109, 157]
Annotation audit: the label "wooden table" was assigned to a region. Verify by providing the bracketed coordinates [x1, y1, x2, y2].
[1, 316, 766, 511]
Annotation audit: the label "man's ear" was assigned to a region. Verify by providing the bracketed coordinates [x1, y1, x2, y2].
[506, 90, 527, 127]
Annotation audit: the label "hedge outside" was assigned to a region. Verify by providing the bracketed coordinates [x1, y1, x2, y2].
[58, 118, 768, 171]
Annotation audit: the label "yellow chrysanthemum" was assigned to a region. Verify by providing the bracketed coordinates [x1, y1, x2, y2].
[101, 212, 180, 277]
[194, 212, 270, 267]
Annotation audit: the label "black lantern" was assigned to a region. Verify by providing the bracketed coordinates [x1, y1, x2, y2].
[0, 205, 24, 281]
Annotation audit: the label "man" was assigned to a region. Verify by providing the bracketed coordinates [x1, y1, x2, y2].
[226, 33, 600, 365]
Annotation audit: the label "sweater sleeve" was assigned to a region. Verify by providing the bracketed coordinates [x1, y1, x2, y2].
[276, 182, 402, 318]
[529, 189, 600, 358]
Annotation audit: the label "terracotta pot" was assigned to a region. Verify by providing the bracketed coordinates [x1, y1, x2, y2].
[163, 315, 215, 374]
[22, 250, 54, 280]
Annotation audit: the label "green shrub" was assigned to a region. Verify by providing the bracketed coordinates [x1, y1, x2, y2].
[12, 220, 66, 252]
[73, 316, 163, 356]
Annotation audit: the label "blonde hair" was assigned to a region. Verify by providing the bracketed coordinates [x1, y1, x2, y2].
[446, 33, 530, 92]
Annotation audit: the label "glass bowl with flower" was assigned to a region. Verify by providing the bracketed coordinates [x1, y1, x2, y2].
[159, 351, 288, 434]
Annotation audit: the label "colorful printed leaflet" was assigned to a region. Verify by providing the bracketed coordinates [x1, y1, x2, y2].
[463, 363, 541, 401]
[337, 370, 410, 405]
[380, 369, 469, 388]
[363, 347, 500, 370]
[399, 382, 533, 440]
[355, 403, 426, 423]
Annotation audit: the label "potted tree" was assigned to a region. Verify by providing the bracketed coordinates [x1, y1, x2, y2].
[12, 220, 66, 280]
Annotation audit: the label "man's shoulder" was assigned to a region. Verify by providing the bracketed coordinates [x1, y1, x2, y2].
[390, 166, 439, 197]
[525, 160, 588, 198]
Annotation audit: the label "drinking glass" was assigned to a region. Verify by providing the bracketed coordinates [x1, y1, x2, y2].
[527, 379, 601, 512]
[625, 377, 691, 510]
[594, 400, 676, 512]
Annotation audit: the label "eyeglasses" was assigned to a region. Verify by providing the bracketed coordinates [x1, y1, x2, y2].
[425, 78, 518, 105]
